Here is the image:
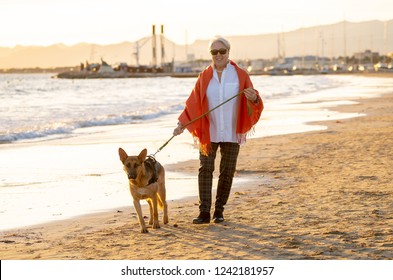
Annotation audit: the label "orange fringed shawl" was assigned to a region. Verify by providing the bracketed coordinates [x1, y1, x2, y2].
[178, 60, 264, 155]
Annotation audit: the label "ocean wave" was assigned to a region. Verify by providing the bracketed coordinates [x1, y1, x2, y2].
[0, 104, 183, 144]
[0, 126, 75, 143]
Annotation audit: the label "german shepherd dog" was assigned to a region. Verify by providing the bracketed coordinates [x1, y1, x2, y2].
[118, 148, 168, 233]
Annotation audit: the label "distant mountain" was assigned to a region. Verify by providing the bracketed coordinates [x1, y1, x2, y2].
[0, 19, 392, 69]
[226, 19, 393, 60]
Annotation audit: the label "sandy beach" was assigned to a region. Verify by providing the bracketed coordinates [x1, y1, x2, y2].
[1, 86, 392, 260]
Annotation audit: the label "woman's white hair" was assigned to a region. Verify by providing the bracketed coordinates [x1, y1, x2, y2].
[208, 36, 231, 51]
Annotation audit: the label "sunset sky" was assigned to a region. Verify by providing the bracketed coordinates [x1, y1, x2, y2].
[1, 0, 392, 47]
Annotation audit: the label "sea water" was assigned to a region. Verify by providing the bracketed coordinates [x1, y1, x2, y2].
[0, 73, 392, 230]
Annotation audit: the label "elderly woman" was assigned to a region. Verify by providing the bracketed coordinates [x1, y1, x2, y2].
[173, 36, 264, 224]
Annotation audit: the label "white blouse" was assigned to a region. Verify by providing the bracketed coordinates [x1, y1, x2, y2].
[206, 63, 240, 143]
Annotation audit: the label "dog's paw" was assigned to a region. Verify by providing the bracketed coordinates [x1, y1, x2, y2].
[152, 222, 160, 229]
[140, 228, 149, 233]
[163, 217, 169, 224]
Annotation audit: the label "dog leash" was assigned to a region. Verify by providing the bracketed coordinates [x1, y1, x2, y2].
[151, 90, 246, 157]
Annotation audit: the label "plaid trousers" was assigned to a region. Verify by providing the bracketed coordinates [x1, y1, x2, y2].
[198, 142, 240, 213]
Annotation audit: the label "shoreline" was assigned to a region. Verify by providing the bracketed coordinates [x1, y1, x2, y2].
[1, 90, 392, 259]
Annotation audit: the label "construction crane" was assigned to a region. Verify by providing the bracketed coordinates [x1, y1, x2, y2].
[133, 37, 150, 66]
[133, 25, 166, 68]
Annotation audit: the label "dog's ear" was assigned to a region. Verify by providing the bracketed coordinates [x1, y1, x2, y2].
[118, 148, 128, 163]
[138, 148, 148, 161]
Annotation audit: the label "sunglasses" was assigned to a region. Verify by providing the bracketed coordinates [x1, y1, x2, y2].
[210, 48, 227, 55]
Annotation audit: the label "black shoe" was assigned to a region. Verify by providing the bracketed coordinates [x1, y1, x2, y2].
[193, 212, 210, 224]
[213, 210, 224, 223]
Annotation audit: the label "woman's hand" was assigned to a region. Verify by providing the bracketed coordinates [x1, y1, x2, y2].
[243, 87, 258, 103]
[173, 122, 185, 136]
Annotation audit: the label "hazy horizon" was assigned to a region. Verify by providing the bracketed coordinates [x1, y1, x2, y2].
[1, 18, 392, 68]
[1, 0, 393, 48]
[0, 18, 391, 49]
